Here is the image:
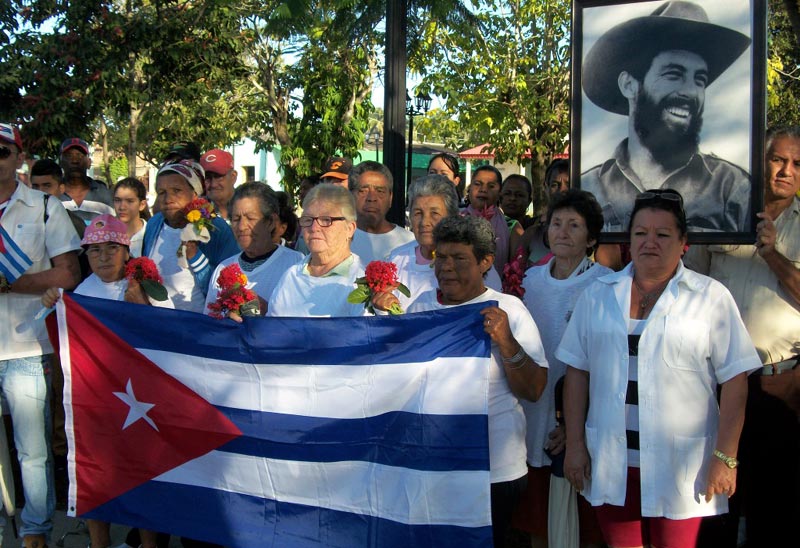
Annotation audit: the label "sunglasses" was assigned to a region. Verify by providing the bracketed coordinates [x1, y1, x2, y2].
[0, 146, 13, 159]
[636, 190, 684, 207]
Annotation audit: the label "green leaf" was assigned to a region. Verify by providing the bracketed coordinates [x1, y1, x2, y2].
[347, 285, 370, 304]
[141, 279, 168, 302]
[397, 283, 411, 298]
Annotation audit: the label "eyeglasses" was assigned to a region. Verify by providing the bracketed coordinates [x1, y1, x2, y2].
[298, 216, 347, 228]
[85, 243, 124, 257]
[0, 146, 13, 159]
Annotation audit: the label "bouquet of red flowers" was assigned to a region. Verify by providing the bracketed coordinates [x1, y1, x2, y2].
[177, 198, 216, 268]
[124, 257, 168, 301]
[348, 260, 410, 315]
[208, 264, 261, 319]
[502, 246, 527, 299]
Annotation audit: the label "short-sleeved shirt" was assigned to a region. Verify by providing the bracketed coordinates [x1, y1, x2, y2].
[350, 226, 415, 264]
[555, 262, 761, 519]
[60, 176, 115, 225]
[0, 184, 81, 359]
[684, 197, 800, 364]
[409, 287, 549, 483]
[581, 139, 751, 233]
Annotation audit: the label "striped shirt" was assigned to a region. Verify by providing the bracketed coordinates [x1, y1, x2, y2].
[626, 319, 646, 467]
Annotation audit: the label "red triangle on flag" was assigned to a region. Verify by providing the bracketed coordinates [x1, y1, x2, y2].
[59, 294, 242, 515]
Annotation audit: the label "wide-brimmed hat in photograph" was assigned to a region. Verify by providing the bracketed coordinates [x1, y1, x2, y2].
[583, 1, 752, 116]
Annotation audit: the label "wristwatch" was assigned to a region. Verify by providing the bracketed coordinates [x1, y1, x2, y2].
[713, 449, 739, 469]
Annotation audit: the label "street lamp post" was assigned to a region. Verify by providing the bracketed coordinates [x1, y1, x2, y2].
[366, 126, 381, 162]
[405, 90, 432, 190]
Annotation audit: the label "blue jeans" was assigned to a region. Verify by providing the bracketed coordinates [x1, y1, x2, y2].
[0, 354, 54, 538]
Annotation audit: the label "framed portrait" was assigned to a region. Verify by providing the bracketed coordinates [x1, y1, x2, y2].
[570, 0, 767, 243]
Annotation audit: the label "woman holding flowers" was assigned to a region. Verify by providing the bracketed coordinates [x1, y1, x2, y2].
[408, 215, 548, 548]
[205, 183, 303, 320]
[41, 214, 171, 548]
[268, 184, 367, 317]
[514, 189, 610, 548]
[141, 160, 239, 312]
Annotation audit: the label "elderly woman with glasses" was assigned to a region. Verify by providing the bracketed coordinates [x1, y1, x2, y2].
[267, 184, 366, 317]
[558, 189, 761, 548]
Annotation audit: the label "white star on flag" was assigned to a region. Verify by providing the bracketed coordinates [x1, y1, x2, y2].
[113, 379, 159, 431]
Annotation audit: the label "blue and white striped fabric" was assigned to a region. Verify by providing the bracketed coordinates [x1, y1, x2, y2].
[0, 223, 33, 283]
[63, 295, 494, 547]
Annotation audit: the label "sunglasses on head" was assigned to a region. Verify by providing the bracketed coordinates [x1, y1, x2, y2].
[636, 189, 684, 206]
[0, 146, 13, 159]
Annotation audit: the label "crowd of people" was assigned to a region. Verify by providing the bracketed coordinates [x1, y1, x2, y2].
[0, 115, 797, 548]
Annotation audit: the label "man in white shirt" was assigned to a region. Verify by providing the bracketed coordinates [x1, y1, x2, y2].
[348, 161, 413, 263]
[685, 126, 800, 546]
[0, 123, 81, 548]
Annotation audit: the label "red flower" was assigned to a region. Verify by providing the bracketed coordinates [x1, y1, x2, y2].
[502, 246, 527, 299]
[364, 261, 399, 293]
[125, 257, 163, 284]
[216, 264, 248, 291]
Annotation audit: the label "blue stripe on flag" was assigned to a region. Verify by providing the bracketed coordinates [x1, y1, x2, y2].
[69, 293, 493, 365]
[216, 407, 490, 472]
[85, 481, 493, 548]
[0, 224, 33, 282]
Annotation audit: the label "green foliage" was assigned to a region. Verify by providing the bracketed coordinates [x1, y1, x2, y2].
[109, 155, 128, 184]
[768, 0, 800, 127]
[416, 0, 571, 179]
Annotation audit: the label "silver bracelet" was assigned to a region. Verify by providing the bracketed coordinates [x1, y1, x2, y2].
[502, 347, 527, 369]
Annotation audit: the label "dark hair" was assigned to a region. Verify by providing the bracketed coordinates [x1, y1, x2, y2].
[274, 190, 299, 244]
[433, 215, 496, 262]
[546, 189, 604, 256]
[114, 177, 151, 220]
[543, 159, 569, 187]
[31, 158, 62, 180]
[231, 181, 279, 220]
[472, 164, 502, 185]
[348, 160, 393, 191]
[427, 152, 460, 178]
[628, 189, 688, 237]
[766, 126, 800, 156]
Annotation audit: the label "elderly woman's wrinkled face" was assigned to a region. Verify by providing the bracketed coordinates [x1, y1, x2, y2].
[231, 197, 274, 257]
[434, 241, 493, 305]
[629, 207, 687, 275]
[85, 242, 129, 283]
[411, 195, 448, 251]
[302, 199, 356, 257]
[547, 207, 594, 261]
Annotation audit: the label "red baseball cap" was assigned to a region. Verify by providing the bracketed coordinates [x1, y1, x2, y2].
[200, 149, 234, 175]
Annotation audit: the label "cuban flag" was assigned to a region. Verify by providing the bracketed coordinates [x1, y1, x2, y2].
[54, 293, 493, 547]
[0, 223, 34, 283]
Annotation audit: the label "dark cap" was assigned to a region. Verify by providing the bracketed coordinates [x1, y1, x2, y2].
[60, 137, 89, 155]
[321, 157, 353, 180]
[164, 141, 202, 163]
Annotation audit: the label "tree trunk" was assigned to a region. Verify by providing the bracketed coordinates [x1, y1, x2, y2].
[100, 117, 112, 184]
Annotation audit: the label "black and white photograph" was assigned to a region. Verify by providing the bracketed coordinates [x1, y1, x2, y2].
[572, 0, 767, 242]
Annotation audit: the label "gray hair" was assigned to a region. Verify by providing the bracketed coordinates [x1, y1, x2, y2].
[230, 182, 279, 220]
[766, 126, 800, 156]
[348, 161, 393, 192]
[433, 215, 496, 262]
[303, 184, 357, 221]
[407, 174, 460, 218]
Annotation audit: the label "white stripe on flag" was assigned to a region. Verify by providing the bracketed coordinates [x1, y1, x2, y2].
[154, 450, 492, 527]
[141, 350, 489, 418]
[0, 224, 33, 282]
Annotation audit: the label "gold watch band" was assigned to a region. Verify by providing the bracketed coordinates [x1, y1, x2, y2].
[713, 449, 739, 469]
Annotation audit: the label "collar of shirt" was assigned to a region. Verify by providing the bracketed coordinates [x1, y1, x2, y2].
[301, 254, 354, 278]
[602, 139, 707, 192]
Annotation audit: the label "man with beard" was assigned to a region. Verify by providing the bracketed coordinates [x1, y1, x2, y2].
[581, 1, 752, 233]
